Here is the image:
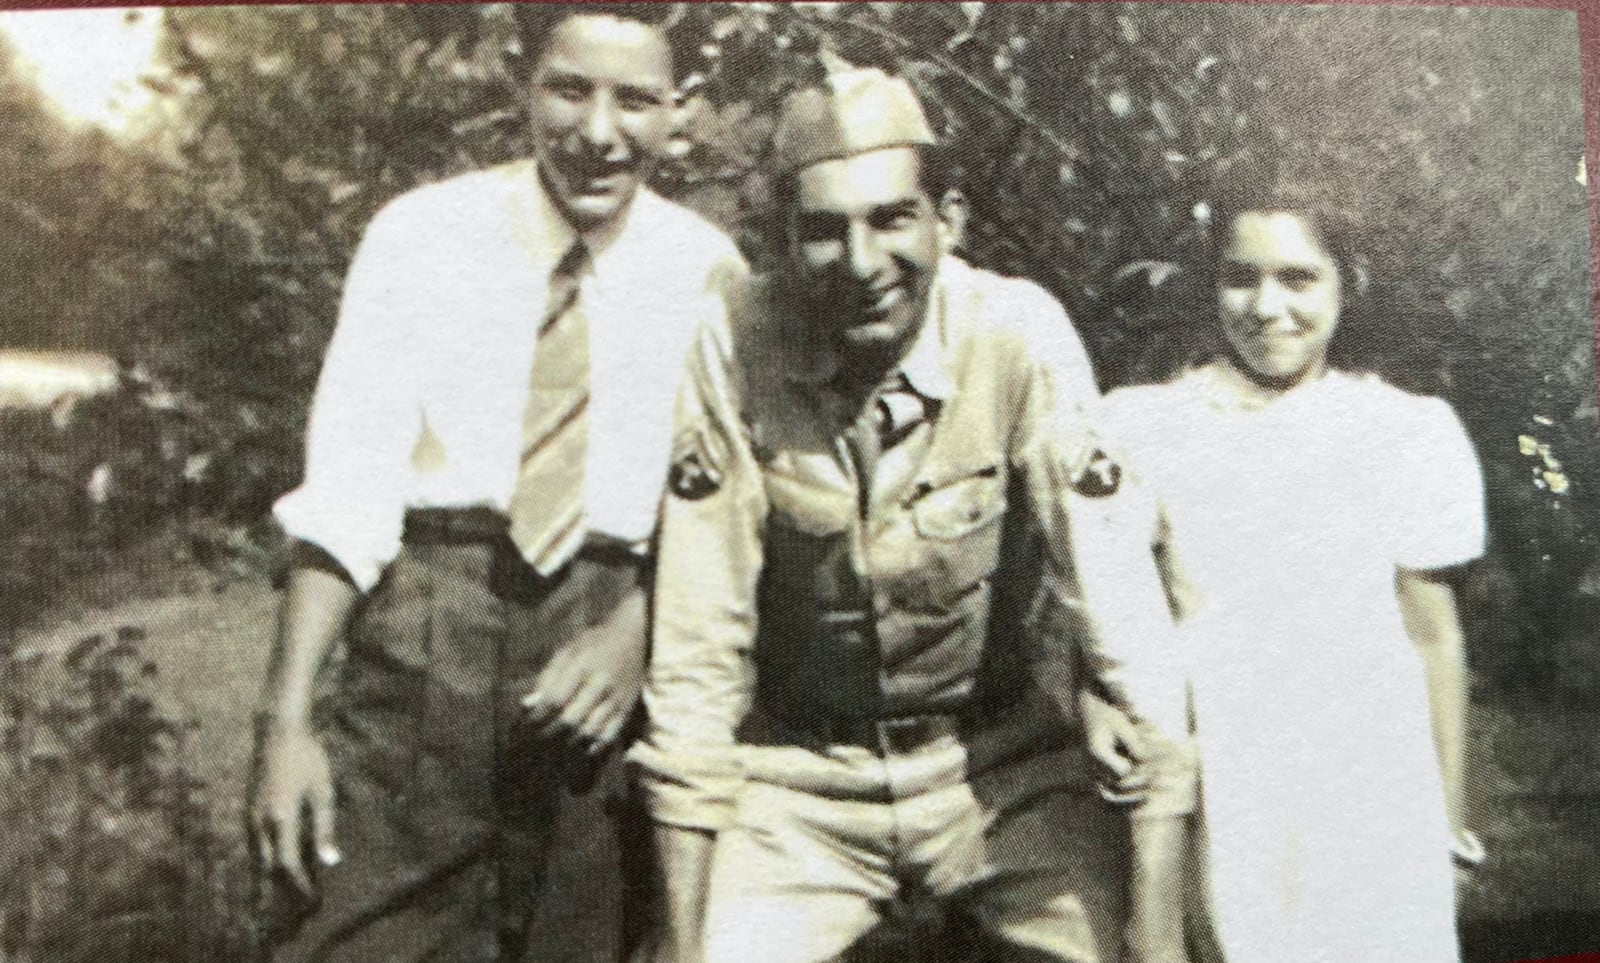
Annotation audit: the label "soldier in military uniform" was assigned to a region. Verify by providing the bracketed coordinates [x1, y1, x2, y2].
[632, 64, 1179, 963]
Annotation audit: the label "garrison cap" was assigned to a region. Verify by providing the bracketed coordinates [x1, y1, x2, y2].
[771, 58, 936, 175]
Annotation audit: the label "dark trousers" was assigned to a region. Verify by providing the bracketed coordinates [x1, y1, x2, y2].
[264, 526, 647, 962]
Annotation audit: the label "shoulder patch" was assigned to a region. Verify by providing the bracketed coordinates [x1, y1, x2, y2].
[1073, 448, 1123, 498]
[668, 424, 727, 501]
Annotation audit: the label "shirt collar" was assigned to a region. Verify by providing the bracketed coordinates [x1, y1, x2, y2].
[785, 257, 956, 402]
[521, 159, 634, 278]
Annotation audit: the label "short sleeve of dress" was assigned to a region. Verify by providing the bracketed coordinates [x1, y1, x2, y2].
[1392, 395, 1486, 570]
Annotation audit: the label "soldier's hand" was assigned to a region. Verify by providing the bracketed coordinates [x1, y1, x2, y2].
[1080, 690, 1152, 804]
[250, 723, 339, 896]
[522, 587, 648, 755]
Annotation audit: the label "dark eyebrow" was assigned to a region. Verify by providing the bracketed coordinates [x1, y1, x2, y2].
[873, 200, 921, 218]
[791, 210, 848, 239]
[539, 69, 591, 89]
[794, 210, 846, 223]
[616, 82, 669, 103]
[611, 80, 662, 97]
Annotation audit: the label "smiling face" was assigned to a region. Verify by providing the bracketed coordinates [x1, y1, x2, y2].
[1218, 210, 1343, 386]
[787, 147, 953, 367]
[526, 14, 674, 231]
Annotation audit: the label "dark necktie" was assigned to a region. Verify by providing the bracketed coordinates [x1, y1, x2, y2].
[842, 378, 924, 518]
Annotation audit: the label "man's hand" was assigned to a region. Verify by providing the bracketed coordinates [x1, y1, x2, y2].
[1080, 689, 1152, 805]
[251, 723, 339, 896]
[522, 587, 648, 755]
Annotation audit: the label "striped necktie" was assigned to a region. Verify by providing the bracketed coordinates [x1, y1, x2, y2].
[509, 242, 590, 575]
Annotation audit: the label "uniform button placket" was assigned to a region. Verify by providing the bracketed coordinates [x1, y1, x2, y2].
[879, 722, 909, 879]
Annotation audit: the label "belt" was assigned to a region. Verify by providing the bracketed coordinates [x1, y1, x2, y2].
[768, 713, 963, 756]
[403, 507, 649, 564]
[403, 506, 511, 544]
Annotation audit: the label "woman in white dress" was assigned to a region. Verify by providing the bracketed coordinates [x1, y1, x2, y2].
[1104, 184, 1486, 963]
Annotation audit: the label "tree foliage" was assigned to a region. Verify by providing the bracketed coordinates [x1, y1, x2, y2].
[0, 44, 159, 352]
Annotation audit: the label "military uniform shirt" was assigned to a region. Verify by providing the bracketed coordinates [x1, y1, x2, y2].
[635, 256, 1180, 832]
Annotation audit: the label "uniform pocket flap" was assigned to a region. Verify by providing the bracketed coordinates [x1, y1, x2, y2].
[910, 468, 1008, 540]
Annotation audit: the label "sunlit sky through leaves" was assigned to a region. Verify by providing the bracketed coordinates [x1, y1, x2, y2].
[0, 7, 165, 138]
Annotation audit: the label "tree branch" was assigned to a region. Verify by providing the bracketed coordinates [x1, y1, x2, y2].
[829, 14, 1075, 155]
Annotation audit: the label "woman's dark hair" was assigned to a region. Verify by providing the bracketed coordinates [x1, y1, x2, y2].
[1207, 174, 1368, 305]
[1203, 168, 1413, 377]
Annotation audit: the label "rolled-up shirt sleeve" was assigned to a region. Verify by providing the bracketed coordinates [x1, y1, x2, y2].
[1010, 288, 1187, 738]
[272, 197, 432, 592]
[630, 304, 766, 833]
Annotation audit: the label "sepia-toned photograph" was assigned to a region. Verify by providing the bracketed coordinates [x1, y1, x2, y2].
[0, 2, 1593, 961]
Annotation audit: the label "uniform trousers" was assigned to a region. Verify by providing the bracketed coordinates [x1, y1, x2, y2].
[264, 514, 649, 962]
[703, 731, 1126, 963]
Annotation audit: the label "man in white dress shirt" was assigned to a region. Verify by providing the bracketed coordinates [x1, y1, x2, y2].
[249, 7, 742, 960]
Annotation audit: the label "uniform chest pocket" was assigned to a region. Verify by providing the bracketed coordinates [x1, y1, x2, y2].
[910, 466, 1008, 540]
[892, 465, 1009, 611]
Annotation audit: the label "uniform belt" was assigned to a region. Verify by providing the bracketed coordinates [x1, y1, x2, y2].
[769, 713, 963, 755]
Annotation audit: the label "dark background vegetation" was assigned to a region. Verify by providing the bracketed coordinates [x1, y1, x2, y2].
[0, 3, 1592, 961]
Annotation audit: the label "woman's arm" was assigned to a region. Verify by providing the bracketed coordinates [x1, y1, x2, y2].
[1395, 565, 1470, 833]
